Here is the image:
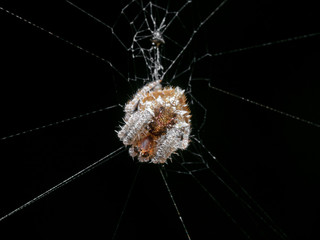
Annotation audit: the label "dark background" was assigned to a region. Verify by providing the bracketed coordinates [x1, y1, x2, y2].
[0, 0, 320, 239]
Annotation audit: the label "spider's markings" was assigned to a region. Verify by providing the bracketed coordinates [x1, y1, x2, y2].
[0, 146, 126, 223]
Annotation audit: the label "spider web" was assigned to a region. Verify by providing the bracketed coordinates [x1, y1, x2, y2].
[0, 0, 320, 239]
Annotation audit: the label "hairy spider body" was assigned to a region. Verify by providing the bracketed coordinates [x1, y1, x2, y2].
[118, 80, 191, 164]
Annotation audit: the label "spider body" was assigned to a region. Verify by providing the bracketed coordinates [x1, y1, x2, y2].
[118, 80, 191, 164]
[151, 30, 165, 47]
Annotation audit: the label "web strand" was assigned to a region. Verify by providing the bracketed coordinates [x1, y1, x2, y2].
[1, 104, 120, 141]
[177, 162, 251, 239]
[212, 32, 320, 57]
[192, 137, 288, 239]
[1, 1, 318, 238]
[163, 0, 230, 79]
[0, 6, 126, 80]
[159, 167, 192, 240]
[112, 165, 141, 240]
[0, 146, 126, 223]
[209, 83, 320, 128]
[65, 0, 128, 50]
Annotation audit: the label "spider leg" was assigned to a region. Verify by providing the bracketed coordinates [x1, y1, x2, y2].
[152, 127, 183, 164]
[118, 110, 153, 145]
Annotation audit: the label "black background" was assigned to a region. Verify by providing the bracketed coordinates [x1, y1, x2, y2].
[0, 0, 320, 239]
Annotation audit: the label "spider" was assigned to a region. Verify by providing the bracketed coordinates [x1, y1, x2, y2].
[117, 80, 191, 164]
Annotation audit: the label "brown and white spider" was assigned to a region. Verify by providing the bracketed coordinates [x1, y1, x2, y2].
[117, 80, 191, 164]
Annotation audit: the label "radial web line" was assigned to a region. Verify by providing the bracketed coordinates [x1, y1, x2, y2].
[209, 83, 320, 128]
[112, 165, 141, 240]
[212, 32, 320, 57]
[159, 1, 191, 33]
[209, 167, 288, 239]
[178, 163, 251, 239]
[209, 165, 287, 239]
[193, 137, 288, 239]
[65, 0, 127, 50]
[0, 6, 126, 80]
[163, 0, 229, 79]
[1, 104, 120, 141]
[0, 146, 126, 222]
[159, 167, 192, 240]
